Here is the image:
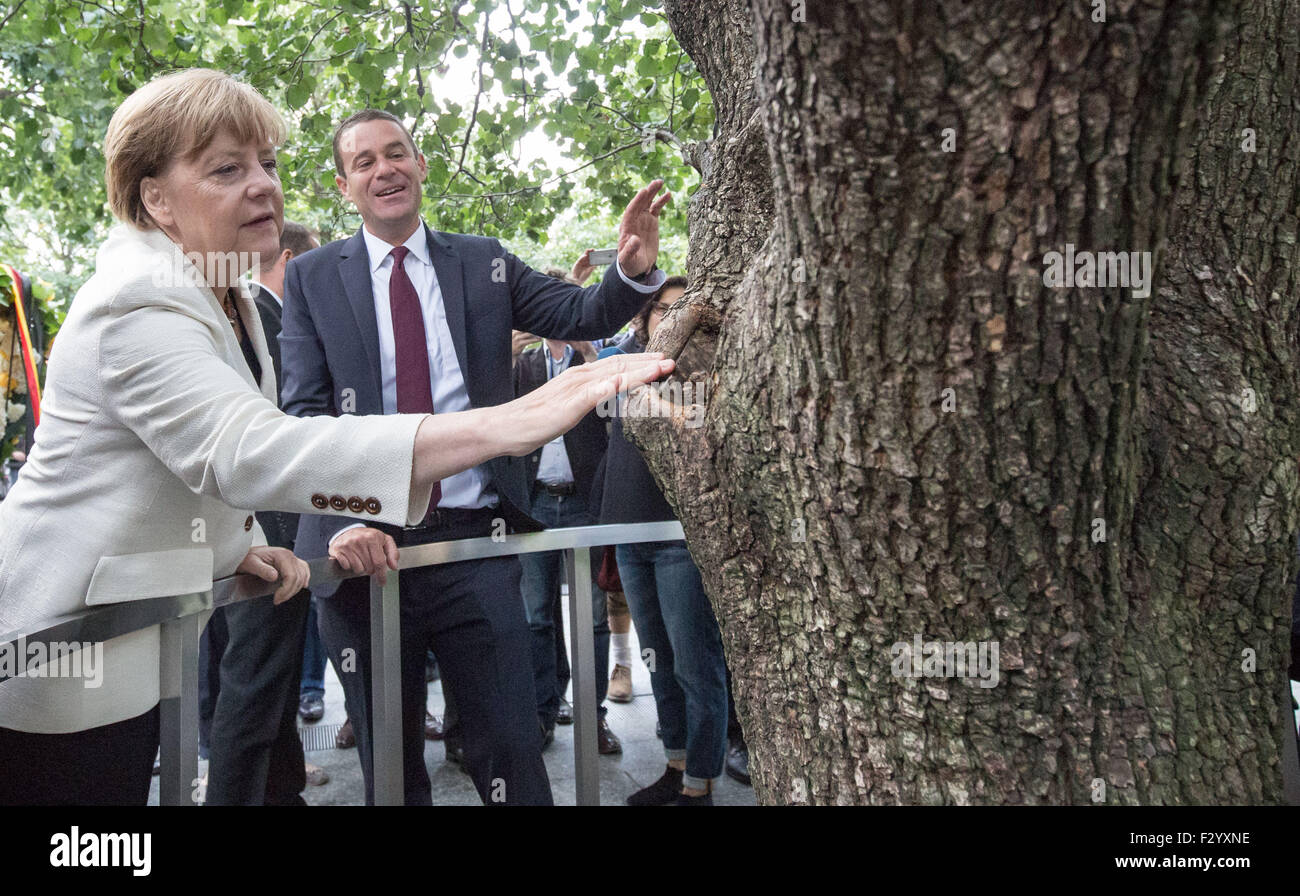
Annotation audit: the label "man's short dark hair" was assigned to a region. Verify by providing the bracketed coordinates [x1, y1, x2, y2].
[332, 109, 419, 175]
[279, 220, 318, 258]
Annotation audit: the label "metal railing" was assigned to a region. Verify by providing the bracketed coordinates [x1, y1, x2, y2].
[0, 520, 685, 806]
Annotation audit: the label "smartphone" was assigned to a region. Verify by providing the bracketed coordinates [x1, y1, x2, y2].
[588, 248, 618, 266]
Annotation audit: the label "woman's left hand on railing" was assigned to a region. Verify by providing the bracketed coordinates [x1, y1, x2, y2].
[237, 546, 310, 604]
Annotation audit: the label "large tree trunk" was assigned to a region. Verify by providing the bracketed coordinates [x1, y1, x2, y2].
[642, 0, 1300, 803]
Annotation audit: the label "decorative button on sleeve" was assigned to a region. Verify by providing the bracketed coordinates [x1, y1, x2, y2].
[311, 494, 328, 509]
[329, 495, 346, 511]
[364, 498, 382, 515]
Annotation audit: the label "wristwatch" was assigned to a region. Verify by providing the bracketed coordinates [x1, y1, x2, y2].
[631, 263, 658, 283]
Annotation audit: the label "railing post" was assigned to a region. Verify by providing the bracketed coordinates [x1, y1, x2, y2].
[370, 571, 404, 806]
[158, 604, 201, 806]
[565, 548, 600, 806]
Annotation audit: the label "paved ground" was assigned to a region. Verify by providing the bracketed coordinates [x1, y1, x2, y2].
[154, 589, 756, 807]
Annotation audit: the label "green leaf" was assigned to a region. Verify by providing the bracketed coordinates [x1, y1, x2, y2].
[285, 80, 312, 110]
[358, 66, 383, 93]
[548, 39, 571, 68]
[144, 21, 172, 54]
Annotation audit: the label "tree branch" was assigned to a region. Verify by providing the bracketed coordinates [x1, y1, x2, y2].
[435, 137, 644, 200]
[0, 0, 27, 32]
[445, 12, 491, 192]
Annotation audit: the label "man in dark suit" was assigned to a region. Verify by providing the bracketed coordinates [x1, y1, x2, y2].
[279, 109, 670, 805]
[205, 221, 322, 805]
[514, 333, 621, 755]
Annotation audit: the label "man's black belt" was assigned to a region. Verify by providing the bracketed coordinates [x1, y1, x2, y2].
[536, 482, 576, 497]
[407, 505, 500, 532]
[378, 506, 502, 548]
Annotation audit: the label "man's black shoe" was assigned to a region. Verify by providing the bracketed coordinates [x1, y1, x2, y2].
[725, 740, 751, 786]
[445, 742, 468, 774]
[556, 698, 574, 725]
[597, 718, 622, 755]
[335, 718, 356, 749]
[298, 694, 325, 723]
[626, 765, 683, 806]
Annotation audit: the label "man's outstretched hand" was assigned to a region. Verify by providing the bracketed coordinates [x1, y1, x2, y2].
[617, 179, 671, 278]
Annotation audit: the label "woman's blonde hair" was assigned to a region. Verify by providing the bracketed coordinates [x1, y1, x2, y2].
[104, 69, 286, 229]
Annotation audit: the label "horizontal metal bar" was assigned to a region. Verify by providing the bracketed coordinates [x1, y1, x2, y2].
[0, 591, 211, 684]
[392, 521, 684, 572]
[220, 520, 683, 603]
[0, 521, 684, 666]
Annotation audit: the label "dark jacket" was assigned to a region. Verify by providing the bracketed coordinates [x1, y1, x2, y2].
[597, 332, 677, 525]
[513, 346, 608, 498]
[250, 284, 297, 551]
[279, 224, 649, 592]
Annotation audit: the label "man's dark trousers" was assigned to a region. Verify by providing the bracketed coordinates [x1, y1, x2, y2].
[316, 513, 551, 806]
[206, 590, 310, 805]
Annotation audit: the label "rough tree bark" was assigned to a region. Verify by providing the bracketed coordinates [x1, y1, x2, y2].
[639, 0, 1300, 804]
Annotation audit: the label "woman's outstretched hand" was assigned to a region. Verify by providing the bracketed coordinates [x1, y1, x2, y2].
[505, 352, 674, 456]
[409, 353, 675, 502]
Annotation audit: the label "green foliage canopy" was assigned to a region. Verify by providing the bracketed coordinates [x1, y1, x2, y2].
[0, 0, 708, 304]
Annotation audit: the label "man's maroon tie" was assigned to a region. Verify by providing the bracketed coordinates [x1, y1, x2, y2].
[388, 245, 441, 508]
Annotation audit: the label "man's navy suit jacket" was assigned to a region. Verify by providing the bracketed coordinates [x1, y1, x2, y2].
[278, 223, 649, 594]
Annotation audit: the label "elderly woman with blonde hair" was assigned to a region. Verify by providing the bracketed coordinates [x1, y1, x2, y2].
[0, 68, 671, 805]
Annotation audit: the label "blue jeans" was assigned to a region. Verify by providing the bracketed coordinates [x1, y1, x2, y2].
[300, 596, 327, 699]
[519, 489, 609, 728]
[617, 540, 727, 790]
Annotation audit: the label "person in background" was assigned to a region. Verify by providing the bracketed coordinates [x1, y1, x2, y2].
[563, 252, 635, 709]
[725, 672, 750, 786]
[606, 587, 635, 703]
[513, 264, 621, 755]
[297, 597, 329, 725]
[203, 220, 334, 802]
[599, 276, 728, 806]
[512, 329, 540, 366]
